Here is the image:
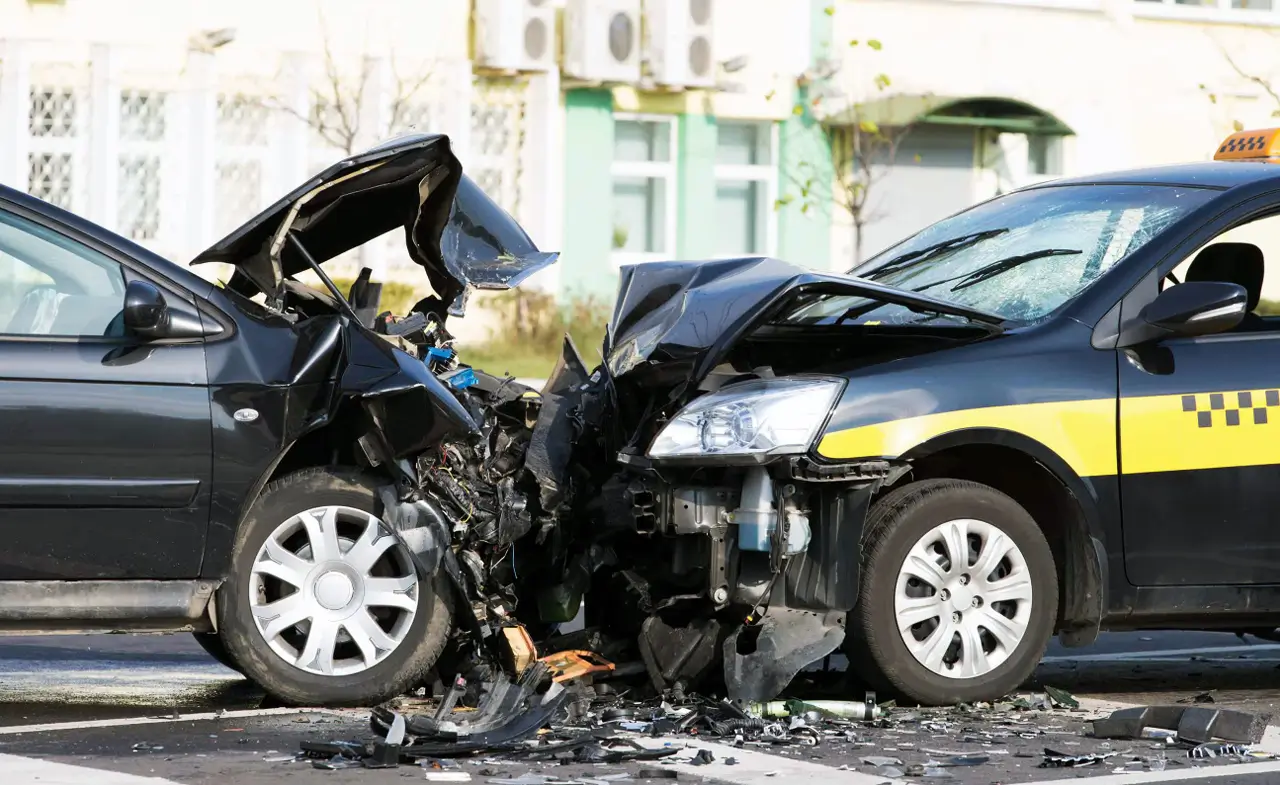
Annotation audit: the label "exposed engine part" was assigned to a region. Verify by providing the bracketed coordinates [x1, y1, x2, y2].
[787, 456, 893, 482]
[730, 468, 810, 560]
[637, 615, 724, 694]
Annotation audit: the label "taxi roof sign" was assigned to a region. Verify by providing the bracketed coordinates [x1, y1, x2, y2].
[1215, 128, 1280, 162]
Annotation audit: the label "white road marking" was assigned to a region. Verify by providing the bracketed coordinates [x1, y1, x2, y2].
[629, 735, 901, 785]
[1016, 759, 1280, 784]
[1042, 643, 1280, 663]
[0, 753, 180, 784]
[0, 706, 332, 735]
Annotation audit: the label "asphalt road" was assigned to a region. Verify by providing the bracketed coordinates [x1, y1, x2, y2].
[3, 630, 1280, 784]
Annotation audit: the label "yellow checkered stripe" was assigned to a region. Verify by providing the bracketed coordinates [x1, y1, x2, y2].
[1182, 390, 1280, 428]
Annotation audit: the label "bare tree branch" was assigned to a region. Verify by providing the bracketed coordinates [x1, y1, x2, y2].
[1220, 45, 1280, 113]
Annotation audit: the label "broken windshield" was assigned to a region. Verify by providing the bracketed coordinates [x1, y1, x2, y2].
[783, 184, 1215, 326]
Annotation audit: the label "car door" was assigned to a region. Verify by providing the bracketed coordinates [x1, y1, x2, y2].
[1119, 211, 1280, 586]
[0, 204, 212, 580]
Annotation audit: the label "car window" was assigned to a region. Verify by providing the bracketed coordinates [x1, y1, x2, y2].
[0, 210, 126, 337]
[785, 184, 1216, 326]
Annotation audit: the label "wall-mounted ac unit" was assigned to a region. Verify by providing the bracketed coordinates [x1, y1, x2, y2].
[564, 0, 642, 84]
[474, 0, 556, 73]
[644, 0, 716, 89]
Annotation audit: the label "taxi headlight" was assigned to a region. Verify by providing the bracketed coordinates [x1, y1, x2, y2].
[647, 378, 844, 459]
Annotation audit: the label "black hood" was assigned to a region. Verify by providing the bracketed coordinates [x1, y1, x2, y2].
[191, 134, 556, 316]
[606, 256, 1005, 398]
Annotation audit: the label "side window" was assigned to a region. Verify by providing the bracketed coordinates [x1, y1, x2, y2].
[1162, 213, 1280, 332]
[0, 210, 125, 337]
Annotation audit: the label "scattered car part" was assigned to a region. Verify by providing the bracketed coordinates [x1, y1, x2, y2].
[1091, 705, 1272, 745]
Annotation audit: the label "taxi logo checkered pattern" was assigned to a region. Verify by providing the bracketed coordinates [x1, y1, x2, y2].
[1183, 390, 1280, 427]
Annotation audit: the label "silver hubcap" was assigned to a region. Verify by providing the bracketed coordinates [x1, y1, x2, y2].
[894, 518, 1033, 679]
[249, 505, 418, 677]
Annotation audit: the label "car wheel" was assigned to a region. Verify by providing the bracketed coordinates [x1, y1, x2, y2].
[216, 467, 451, 707]
[844, 479, 1057, 705]
[192, 632, 243, 674]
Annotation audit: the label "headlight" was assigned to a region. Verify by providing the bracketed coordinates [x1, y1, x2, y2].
[647, 378, 844, 459]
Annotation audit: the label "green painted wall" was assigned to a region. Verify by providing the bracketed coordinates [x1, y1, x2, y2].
[676, 112, 717, 259]
[776, 0, 834, 270]
[561, 89, 617, 299]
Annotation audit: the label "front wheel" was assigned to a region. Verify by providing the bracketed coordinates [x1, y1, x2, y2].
[215, 467, 451, 706]
[844, 479, 1057, 705]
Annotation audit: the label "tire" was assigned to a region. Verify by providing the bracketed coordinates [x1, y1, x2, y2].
[844, 479, 1057, 705]
[192, 632, 243, 674]
[215, 467, 452, 707]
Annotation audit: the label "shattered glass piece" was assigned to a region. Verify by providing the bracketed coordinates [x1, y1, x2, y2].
[876, 766, 905, 778]
[1044, 686, 1079, 709]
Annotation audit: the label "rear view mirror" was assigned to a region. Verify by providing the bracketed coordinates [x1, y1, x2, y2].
[1118, 281, 1247, 347]
[122, 279, 211, 340]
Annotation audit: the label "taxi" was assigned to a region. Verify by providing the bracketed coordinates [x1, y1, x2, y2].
[784, 127, 1280, 703]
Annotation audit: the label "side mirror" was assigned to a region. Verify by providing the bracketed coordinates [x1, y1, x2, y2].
[1118, 281, 1248, 347]
[123, 279, 168, 338]
[122, 280, 211, 340]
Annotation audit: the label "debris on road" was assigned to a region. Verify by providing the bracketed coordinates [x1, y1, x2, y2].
[1091, 704, 1272, 744]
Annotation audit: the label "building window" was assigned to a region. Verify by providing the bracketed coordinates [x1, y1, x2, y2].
[714, 121, 777, 257]
[1028, 135, 1064, 177]
[611, 116, 677, 263]
[1136, 0, 1278, 13]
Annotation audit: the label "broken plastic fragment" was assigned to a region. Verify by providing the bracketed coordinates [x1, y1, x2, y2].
[861, 756, 903, 767]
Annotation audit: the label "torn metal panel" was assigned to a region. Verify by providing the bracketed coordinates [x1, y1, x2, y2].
[722, 608, 847, 704]
[192, 134, 557, 317]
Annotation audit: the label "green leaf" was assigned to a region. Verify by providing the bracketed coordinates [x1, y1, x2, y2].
[849, 39, 859, 46]
[1234, 119, 1245, 132]
[874, 73, 891, 90]
[868, 39, 883, 50]
[1208, 93, 1218, 104]
[765, 89, 776, 101]
[824, 5, 835, 14]
[914, 153, 923, 163]
[792, 103, 805, 116]
[858, 119, 880, 134]
[801, 203, 811, 214]
[774, 194, 795, 208]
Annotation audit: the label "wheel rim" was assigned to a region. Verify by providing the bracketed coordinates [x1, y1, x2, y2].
[249, 505, 418, 677]
[894, 518, 1033, 680]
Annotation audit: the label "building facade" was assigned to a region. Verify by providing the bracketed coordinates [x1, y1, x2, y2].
[2, 0, 1280, 306]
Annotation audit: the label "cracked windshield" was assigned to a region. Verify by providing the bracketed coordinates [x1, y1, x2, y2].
[787, 185, 1215, 326]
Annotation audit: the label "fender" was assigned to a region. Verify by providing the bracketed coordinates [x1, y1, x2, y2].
[900, 427, 1111, 647]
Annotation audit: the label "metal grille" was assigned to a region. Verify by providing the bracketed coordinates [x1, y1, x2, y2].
[118, 155, 161, 241]
[470, 77, 527, 216]
[27, 86, 82, 210]
[27, 152, 74, 209]
[215, 93, 270, 237]
[118, 90, 167, 241]
[29, 86, 77, 137]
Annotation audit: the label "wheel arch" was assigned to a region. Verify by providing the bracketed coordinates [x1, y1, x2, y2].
[895, 428, 1108, 647]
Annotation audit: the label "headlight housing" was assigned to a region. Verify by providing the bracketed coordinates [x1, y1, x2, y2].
[647, 378, 844, 460]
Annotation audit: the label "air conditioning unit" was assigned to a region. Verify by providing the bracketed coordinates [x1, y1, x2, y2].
[474, 0, 556, 73]
[564, 0, 642, 84]
[644, 0, 716, 89]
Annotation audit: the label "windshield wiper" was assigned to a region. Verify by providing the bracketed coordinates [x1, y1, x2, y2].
[909, 248, 1081, 295]
[858, 228, 1010, 279]
[949, 248, 1081, 291]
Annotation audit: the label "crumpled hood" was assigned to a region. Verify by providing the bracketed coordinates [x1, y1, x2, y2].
[606, 256, 1004, 398]
[192, 133, 556, 316]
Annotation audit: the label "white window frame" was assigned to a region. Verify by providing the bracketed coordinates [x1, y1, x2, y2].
[712, 120, 779, 259]
[1133, 0, 1280, 24]
[943, 0, 1103, 10]
[610, 113, 679, 267]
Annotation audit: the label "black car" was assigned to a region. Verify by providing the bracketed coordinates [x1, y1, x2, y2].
[8, 128, 1280, 709]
